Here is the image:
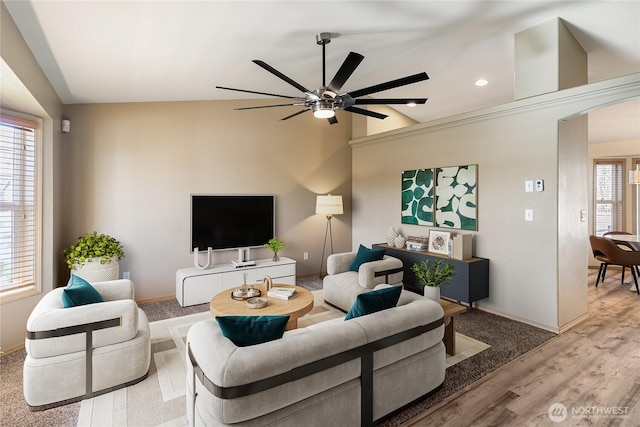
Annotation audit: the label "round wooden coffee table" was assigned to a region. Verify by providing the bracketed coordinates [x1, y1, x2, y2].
[209, 284, 314, 331]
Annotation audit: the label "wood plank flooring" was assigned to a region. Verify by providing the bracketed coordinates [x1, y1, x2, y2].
[404, 269, 640, 427]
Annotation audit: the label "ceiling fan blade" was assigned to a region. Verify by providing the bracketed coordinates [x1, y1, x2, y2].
[348, 72, 429, 99]
[216, 86, 305, 100]
[327, 116, 338, 125]
[235, 103, 301, 110]
[253, 60, 312, 94]
[344, 106, 388, 120]
[327, 52, 364, 93]
[354, 98, 428, 105]
[280, 109, 309, 121]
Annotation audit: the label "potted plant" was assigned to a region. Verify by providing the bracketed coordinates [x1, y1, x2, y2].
[63, 232, 125, 281]
[264, 237, 286, 262]
[411, 259, 455, 301]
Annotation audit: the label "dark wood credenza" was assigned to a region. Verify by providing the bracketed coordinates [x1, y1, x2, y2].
[373, 243, 489, 307]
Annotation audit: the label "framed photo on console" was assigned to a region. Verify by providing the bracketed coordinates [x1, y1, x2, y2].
[428, 230, 450, 255]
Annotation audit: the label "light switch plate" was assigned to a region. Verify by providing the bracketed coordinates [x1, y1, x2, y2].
[525, 209, 534, 221]
[525, 180, 534, 192]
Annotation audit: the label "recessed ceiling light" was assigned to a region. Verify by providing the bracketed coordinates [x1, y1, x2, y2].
[475, 79, 488, 87]
[406, 102, 417, 107]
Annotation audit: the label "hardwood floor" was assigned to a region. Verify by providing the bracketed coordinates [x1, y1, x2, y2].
[405, 269, 640, 427]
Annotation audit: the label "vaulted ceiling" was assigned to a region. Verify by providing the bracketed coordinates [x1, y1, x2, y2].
[3, 1, 639, 141]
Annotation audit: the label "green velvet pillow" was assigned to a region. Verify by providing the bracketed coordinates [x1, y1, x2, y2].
[62, 275, 104, 308]
[215, 315, 290, 347]
[349, 244, 386, 272]
[344, 285, 402, 320]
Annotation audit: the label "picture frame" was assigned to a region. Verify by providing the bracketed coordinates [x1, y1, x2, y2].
[428, 230, 450, 255]
[435, 164, 478, 231]
[401, 169, 435, 226]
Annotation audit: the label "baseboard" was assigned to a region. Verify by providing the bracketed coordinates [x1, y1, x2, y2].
[136, 294, 177, 305]
[474, 305, 559, 334]
[558, 312, 590, 334]
[1, 342, 25, 355]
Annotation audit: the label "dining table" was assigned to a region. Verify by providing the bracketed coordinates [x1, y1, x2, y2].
[604, 233, 640, 246]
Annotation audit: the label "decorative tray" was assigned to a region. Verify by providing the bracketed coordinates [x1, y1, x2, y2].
[230, 288, 261, 301]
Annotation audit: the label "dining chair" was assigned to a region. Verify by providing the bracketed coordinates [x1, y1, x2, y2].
[589, 235, 640, 294]
[603, 231, 640, 280]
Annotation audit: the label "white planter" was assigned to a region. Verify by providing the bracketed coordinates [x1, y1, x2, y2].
[423, 286, 440, 302]
[71, 256, 119, 282]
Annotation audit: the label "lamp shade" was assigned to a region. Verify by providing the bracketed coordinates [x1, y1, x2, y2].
[631, 169, 640, 185]
[316, 195, 343, 215]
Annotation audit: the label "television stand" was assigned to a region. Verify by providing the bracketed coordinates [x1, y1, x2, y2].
[176, 257, 296, 307]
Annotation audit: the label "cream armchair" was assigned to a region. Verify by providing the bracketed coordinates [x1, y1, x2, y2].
[23, 279, 151, 409]
[323, 251, 404, 311]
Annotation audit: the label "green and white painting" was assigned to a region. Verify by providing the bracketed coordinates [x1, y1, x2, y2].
[401, 169, 435, 226]
[435, 165, 477, 230]
[401, 165, 478, 230]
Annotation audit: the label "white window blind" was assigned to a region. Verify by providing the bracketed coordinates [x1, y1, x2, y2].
[594, 159, 624, 236]
[0, 115, 38, 293]
[634, 158, 640, 235]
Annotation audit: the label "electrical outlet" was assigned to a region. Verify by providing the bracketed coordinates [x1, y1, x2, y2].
[123, 271, 130, 280]
[303, 252, 309, 261]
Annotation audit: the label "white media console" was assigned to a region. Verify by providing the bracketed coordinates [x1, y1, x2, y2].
[175, 257, 297, 307]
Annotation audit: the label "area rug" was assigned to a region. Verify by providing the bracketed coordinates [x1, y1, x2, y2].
[76, 291, 489, 426]
[1, 291, 553, 427]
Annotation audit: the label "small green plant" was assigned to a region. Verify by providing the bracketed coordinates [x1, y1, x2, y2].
[412, 259, 455, 287]
[63, 232, 125, 269]
[264, 237, 286, 253]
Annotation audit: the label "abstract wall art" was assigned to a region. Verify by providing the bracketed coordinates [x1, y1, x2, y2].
[401, 168, 435, 226]
[435, 164, 477, 230]
[401, 164, 478, 231]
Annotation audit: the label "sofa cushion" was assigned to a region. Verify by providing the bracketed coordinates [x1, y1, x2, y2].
[216, 315, 289, 347]
[349, 244, 386, 271]
[62, 275, 104, 308]
[344, 285, 402, 320]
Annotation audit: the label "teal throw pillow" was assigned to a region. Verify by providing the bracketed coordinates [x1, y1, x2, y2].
[344, 285, 402, 320]
[216, 315, 290, 347]
[349, 244, 386, 272]
[62, 275, 104, 308]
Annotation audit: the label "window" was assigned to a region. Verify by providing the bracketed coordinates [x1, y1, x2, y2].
[0, 113, 41, 300]
[593, 159, 624, 236]
[633, 158, 640, 235]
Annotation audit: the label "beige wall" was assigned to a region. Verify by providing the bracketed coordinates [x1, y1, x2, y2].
[351, 74, 639, 332]
[1, 2, 64, 352]
[61, 101, 353, 301]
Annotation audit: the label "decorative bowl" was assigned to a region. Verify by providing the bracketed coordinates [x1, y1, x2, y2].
[246, 297, 268, 309]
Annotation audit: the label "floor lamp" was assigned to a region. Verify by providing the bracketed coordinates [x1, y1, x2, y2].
[316, 194, 343, 278]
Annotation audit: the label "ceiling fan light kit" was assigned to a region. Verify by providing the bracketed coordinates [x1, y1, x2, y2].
[217, 32, 429, 125]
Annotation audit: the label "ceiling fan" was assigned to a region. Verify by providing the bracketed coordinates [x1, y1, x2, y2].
[216, 32, 429, 125]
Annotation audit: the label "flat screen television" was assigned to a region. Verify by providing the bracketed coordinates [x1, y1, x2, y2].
[190, 194, 275, 252]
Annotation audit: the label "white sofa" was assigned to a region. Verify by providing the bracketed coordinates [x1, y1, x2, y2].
[323, 251, 404, 312]
[186, 288, 445, 426]
[23, 279, 151, 409]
